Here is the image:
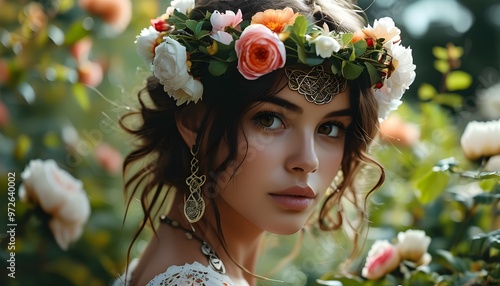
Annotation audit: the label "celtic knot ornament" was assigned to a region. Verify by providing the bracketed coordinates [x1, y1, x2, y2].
[285, 65, 347, 105]
[184, 146, 206, 223]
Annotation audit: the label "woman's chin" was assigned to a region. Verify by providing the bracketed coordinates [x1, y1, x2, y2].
[266, 222, 306, 235]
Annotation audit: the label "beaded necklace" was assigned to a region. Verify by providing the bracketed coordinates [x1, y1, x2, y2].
[160, 215, 226, 274]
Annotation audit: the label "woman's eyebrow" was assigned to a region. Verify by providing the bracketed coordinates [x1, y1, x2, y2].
[257, 97, 302, 113]
[258, 97, 353, 117]
[324, 108, 354, 118]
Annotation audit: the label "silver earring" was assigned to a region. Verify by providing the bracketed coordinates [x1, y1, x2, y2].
[184, 145, 206, 223]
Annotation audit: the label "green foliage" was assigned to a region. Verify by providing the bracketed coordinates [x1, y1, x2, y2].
[1, 1, 499, 285]
[312, 43, 500, 286]
[0, 0, 151, 284]
[414, 169, 450, 204]
[446, 71, 472, 91]
[420, 43, 471, 110]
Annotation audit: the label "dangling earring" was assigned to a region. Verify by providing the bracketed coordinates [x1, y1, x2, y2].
[184, 145, 206, 224]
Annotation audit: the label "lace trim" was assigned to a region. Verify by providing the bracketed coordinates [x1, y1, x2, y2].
[146, 261, 236, 286]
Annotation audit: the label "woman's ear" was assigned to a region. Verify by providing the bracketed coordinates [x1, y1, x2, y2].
[175, 103, 206, 147]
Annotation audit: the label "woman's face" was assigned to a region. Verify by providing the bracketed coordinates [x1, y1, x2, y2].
[212, 85, 352, 235]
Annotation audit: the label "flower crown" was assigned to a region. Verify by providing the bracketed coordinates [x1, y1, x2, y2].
[135, 0, 416, 119]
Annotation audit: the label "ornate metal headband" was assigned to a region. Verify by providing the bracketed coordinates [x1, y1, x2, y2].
[285, 65, 347, 105]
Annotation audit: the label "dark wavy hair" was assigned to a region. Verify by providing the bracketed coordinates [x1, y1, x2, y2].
[120, 0, 384, 277]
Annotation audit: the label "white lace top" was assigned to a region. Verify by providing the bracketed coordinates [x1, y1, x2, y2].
[113, 260, 237, 286]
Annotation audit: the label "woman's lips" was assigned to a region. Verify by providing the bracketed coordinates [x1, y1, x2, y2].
[269, 194, 314, 211]
[269, 186, 316, 211]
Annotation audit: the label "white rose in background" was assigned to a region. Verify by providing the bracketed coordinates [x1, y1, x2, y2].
[361, 240, 401, 280]
[485, 155, 500, 172]
[477, 82, 500, 120]
[460, 119, 500, 160]
[19, 159, 91, 250]
[396, 229, 432, 266]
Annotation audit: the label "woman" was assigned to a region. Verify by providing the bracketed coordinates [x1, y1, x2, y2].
[118, 0, 415, 284]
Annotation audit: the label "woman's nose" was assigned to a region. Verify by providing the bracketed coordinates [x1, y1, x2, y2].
[285, 134, 319, 174]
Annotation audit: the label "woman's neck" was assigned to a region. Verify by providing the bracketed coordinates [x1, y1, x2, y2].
[168, 193, 265, 285]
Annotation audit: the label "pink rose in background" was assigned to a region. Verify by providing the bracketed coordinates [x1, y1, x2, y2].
[19, 159, 91, 250]
[79, 0, 132, 33]
[25, 2, 48, 32]
[95, 143, 123, 174]
[77, 61, 104, 87]
[71, 37, 93, 63]
[460, 119, 500, 160]
[379, 114, 420, 147]
[396, 229, 432, 266]
[210, 9, 243, 45]
[0, 59, 9, 84]
[0, 101, 10, 127]
[71, 37, 104, 87]
[362, 240, 400, 280]
[235, 24, 286, 80]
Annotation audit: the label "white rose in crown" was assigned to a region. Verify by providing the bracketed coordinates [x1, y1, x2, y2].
[169, 0, 195, 14]
[153, 38, 203, 105]
[19, 159, 91, 250]
[312, 35, 341, 58]
[362, 17, 401, 44]
[395, 229, 432, 266]
[375, 41, 416, 119]
[135, 26, 160, 64]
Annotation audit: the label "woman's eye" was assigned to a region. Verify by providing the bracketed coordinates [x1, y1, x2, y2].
[319, 123, 341, 138]
[254, 113, 283, 130]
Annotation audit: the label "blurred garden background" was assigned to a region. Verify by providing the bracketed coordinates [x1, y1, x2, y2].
[0, 0, 499, 285]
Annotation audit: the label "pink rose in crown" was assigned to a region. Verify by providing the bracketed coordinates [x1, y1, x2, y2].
[210, 9, 242, 45]
[361, 240, 400, 280]
[235, 24, 286, 80]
